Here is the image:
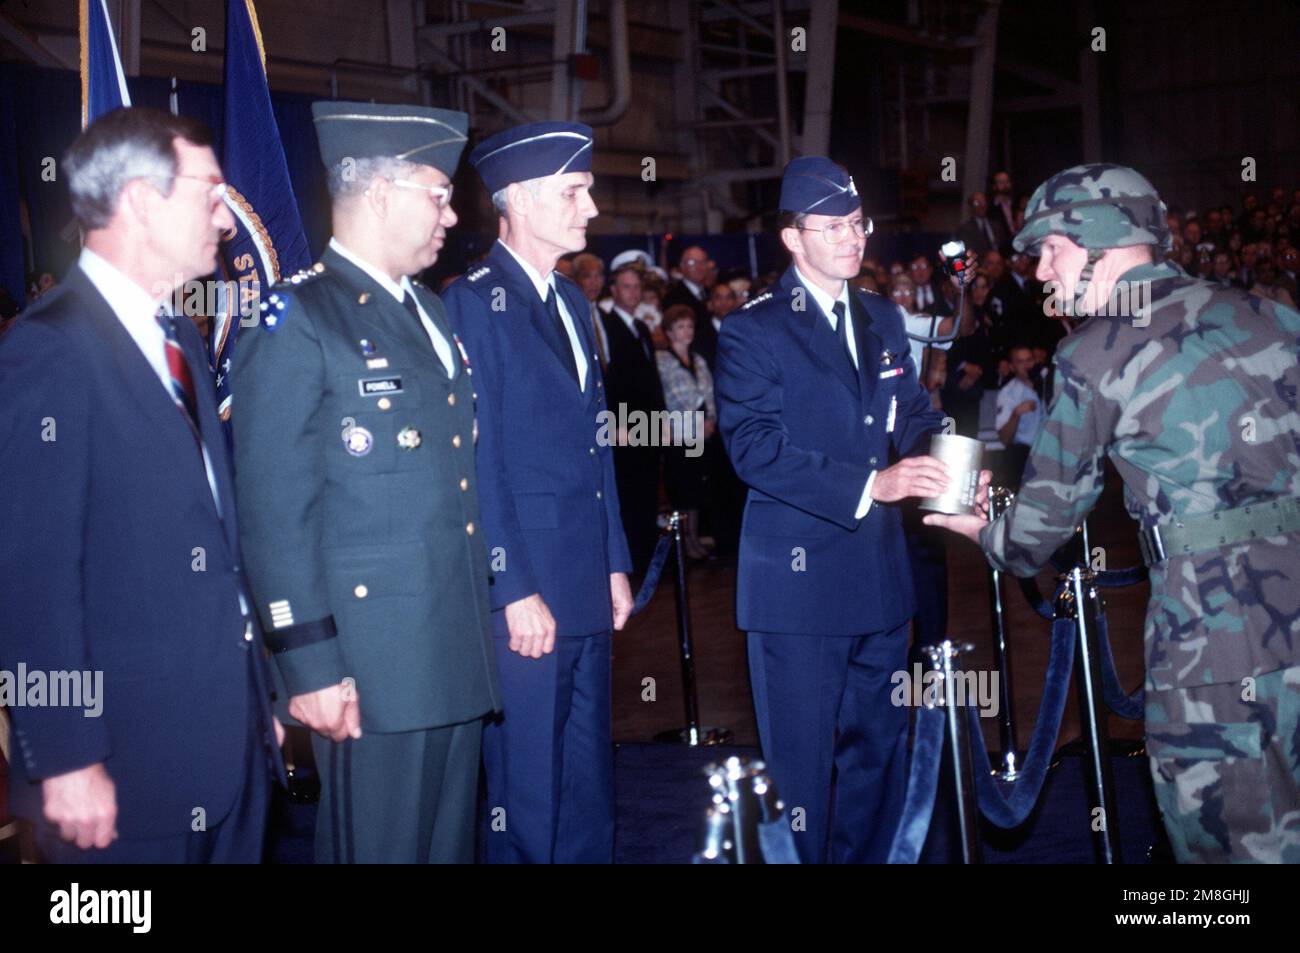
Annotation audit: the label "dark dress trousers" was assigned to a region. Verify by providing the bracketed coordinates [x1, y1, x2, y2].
[443, 240, 632, 864]
[714, 267, 944, 863]
[231, 247, 499, 863]
[0, 265, 282, 863]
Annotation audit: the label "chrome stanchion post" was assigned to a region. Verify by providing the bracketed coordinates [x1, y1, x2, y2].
[921, 639, 983, 864]
[655, 511, 732, 746]
[986, 486, 1021, 781]
[1064, 565, 1123, 864]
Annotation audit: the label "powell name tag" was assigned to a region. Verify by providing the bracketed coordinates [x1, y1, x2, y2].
[359, 376, 403, 397]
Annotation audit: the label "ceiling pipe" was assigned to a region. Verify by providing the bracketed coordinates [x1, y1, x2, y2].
[579, 0, 630, 126]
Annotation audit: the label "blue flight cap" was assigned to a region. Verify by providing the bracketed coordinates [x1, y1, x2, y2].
[469, 121, 594, 194]
[311, 101, 469, 177]
[778, 156, 860, 216]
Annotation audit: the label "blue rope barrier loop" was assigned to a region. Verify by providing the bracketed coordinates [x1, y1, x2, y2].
[887, 702, 947, 863]
[1090, 565, 1149, 588]
[963, 616, 1078, 829]
[630, 531, 675, 616]
[1015, 574, 1055, 620]
[1095, 611, 1145, 719]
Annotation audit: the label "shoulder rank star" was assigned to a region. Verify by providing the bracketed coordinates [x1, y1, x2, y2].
[467, 266, 491, 283]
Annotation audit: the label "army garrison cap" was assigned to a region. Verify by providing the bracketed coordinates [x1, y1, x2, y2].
[311, 100, 469, 177]
[468, 120, 594, 193]
[778, 156, 860, 216]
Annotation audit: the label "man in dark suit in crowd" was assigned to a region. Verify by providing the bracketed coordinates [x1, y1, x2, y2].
[715, 156, 985, 863]
[908, 253, 952, 317]
[989, 169, 1018, 254]
[956, 191, 1008, 256]
[602, 261, 666, 573]
[443, 121, 634, 864]
[663, 245, 715, 366]
[0, 106, 283, 863]
[232, 102, 499, 864]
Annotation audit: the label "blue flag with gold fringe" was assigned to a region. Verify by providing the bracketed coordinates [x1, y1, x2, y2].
[80, 0, 132, 127]
[211, 0, 311, 423]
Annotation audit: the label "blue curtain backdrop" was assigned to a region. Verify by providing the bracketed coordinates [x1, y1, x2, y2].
[1, 61, 949, 309]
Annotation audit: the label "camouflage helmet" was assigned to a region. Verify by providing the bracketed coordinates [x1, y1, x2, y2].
[1013, 163, 1171, 255]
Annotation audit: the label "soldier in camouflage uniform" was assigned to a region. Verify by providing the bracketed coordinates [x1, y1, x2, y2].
[927, 163, 1300, 863]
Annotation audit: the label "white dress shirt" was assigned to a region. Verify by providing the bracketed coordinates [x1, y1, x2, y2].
[78, 247, 224, 517]
[682, 278, 705, 301]
[791, 267, 876, 518]
[499, 239, 590, 391]
[329, 238, 453, 377]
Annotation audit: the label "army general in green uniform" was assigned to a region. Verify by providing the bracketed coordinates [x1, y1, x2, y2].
[929, 164, 1300, 863]
[231, 102, 499, 863]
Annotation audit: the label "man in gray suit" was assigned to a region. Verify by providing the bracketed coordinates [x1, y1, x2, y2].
[231, 101, 499, 863]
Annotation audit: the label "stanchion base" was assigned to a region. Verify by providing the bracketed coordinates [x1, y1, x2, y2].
[987, 750, 1042, 783]
[653, 726, 734, 746]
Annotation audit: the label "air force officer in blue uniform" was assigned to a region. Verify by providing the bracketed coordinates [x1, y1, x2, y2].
[442, 122, 633, 863]
[714, 157, 954, 863]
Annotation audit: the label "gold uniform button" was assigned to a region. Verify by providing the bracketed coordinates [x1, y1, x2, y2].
[377, 397, 392, 411]
[452, 434, 462, 448]
[354, 584, 369, 599]
[358, 292, 370, 304]
[460, 478, 469, 491]
[466, 522, 475, 535]
[447, 393, 456, 406]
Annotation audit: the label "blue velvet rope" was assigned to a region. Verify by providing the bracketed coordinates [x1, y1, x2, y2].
[1096, 611, 1145, 719]
[886, 702, 947, 863]
[630, 532, 675, 616]
[964, 617, 1077, 829]
[1016, 574, 1055, 620]
[1091, 565, 1149, 588]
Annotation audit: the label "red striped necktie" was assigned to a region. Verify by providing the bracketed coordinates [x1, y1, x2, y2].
[155, 309, 202, 441]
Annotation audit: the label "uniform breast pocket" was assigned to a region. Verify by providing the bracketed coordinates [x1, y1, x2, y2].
[331, 371, 425, 474]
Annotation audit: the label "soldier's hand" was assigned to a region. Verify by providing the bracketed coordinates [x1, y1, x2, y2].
[610, 573, 633, 631]
[1015, 399, 1038, 416]
[289, 682, 363, 742]
[870, 456, 950, 503]
[505, 593, 557, 658]
[922, 511, 986, 543]
[42, 763, 118, 849]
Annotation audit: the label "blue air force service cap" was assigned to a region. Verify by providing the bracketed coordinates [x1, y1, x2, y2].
[311, 101, 469, 177]
[468, 121, 594, 193]
[778, 156, 860, 216]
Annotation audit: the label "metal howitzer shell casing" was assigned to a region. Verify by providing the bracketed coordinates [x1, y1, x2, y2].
[698, 756, 784, 864]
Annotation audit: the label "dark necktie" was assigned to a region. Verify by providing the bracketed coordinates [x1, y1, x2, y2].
[545, 286, 580, 384]
[401, 291, 433, 352]
[634, 316, 653, 361]
[831, 301, 857, 374]
[155, 309, 202, 443]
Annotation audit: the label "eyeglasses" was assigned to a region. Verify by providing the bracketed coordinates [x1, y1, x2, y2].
[909, 261, 931, 272]
[391, 178, 455, 209]
[168, 174, 228, 208]
[798, 217, 873, 244]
